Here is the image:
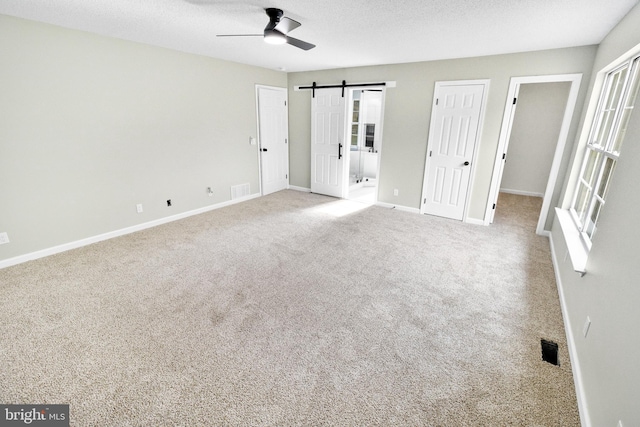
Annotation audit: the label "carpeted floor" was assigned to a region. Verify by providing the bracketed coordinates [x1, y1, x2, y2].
[0, 190, 579, 426]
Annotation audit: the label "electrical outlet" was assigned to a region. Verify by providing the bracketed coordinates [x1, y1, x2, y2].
[0, 232, 9, 245]
[583, 316, 591, 338]
[249, 137, 257, 145]
[136, 204, 143, 213]
[207, 187, 214, 196]
[393, 189, 399, 196]
[167, 199, 172, 207]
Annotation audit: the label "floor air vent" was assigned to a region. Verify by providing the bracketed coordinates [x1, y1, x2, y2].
[541, 339, 559, 366]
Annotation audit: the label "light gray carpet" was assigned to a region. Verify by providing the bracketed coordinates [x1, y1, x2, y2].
[0, 190, 579, 426]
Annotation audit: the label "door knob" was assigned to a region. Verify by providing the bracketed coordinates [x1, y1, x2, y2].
[261, 148, 268, 152]
[463, 161, 470, 166]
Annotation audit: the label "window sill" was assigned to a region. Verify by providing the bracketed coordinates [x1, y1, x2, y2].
[555, 208, 588, 276]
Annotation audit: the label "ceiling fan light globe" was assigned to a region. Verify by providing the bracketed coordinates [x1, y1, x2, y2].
[264, 30, 286, 45]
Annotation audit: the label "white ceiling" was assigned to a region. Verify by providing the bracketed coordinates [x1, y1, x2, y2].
[1, 0, 638, 73]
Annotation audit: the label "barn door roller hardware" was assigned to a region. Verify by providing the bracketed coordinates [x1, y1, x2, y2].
[298, 80, 388, 97]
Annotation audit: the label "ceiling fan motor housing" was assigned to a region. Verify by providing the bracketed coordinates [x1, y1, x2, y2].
[265, 8, 284, 31]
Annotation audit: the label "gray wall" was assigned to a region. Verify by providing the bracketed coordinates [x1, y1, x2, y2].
[500, 82, 571, 197]
[0, 15, 286, 262]
[550, 3, 640, 426]
[287, 47, 597, 221]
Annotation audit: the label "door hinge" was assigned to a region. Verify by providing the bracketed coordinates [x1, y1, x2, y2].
[424, 198, 427, 204]
[284, 100, 287, 106]
[513, 97, 517, 105]
[435, 98, 439, 106]
[286, 174, 288, 179]
[502, 153, 506, 160]
[429, 150, 432, 157]
[493, 203, 496, 209]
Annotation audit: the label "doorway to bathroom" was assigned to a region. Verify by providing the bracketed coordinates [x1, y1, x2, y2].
[346, 88, 385, 203]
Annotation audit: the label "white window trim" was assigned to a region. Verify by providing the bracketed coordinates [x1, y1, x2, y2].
[556, 208, 588, 275]
[559, 51, 640, 275]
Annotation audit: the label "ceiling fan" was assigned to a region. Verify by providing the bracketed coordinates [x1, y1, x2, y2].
[217, 8, 315, 50]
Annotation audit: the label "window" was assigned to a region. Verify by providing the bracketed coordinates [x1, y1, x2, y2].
[570, 55, 640, 247]
[351, 99, 360, 146]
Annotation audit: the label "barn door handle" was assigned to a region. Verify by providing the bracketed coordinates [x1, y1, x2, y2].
[261, 148, 268, 152]
[463, 161, 470, 166]
[338, 143, 343, 159]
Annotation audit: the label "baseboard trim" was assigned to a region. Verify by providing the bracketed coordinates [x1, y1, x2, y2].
[549, 233, 591, 427]
[376, 201, 420, 214]
[464, 217, 486, 226]
[0, 193, 261, 270]
[500, 188, 544, 198]
[288, 185, 311, 192]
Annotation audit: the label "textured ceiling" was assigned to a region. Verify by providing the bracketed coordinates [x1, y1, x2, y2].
[1, 0, 638, 72]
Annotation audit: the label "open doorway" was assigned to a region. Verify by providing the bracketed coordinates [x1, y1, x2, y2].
[493, 82, 572, 230]
[499, 82, 571, 199]
[346, 89, 384, 203]
[486, 74, 582, 234]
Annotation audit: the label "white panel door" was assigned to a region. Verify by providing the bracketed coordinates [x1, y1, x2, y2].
[311, 89, 346, 198]
[421, 83, 486, 220]
[258, 87, 288, 195]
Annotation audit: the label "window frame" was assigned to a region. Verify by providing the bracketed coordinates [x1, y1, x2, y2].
[569, 54, 640, 249]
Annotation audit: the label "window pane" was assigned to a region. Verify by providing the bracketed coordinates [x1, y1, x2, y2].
[574, 182, 591, 225]
[581, 149, 601, 187]
[612, 108, 633, 154]
[572, 148, 600, 227]
[597, 157, 616, 199]
[594, 110, 615, 146]
[586, 199, 603, 239]
[602, 72, 619, 109]
[624, 61, 640, 108]
[611, 66, 640, 153]
[591, 67, 628, 147]
[607, 67, 628, 110]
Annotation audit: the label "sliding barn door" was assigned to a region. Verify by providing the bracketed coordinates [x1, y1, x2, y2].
[310, 88, 346, 198]
[421, 82, 487, 220]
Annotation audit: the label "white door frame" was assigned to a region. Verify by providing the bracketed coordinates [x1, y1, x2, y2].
[255, 84, 289, 196]
[420, 79, 490, 222]
[485, 74, 582, 234]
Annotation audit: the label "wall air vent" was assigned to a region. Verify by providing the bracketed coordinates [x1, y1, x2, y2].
[230, 183, 250, 200]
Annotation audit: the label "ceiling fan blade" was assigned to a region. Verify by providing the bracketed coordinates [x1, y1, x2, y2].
[285, 35, 315, 50]
[274, 17, 301, 35]
[216, 34, 263, 37]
